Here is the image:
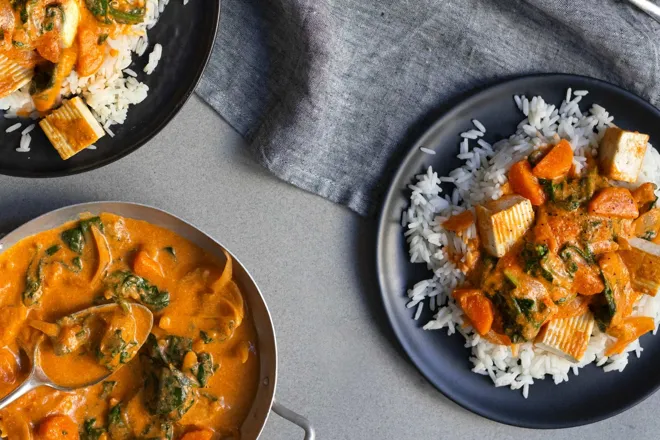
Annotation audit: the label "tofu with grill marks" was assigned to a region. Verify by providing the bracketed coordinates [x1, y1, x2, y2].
[39, 97, 105, 160]
[599, 126, 649, 183]
[475, 195, 535, 257]
[620, 237, 660, 297]
[535, 313, 595, 362]
[0, 54, 33, 99]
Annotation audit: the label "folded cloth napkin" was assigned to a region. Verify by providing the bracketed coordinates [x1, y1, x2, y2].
[197, 0, 660, 216]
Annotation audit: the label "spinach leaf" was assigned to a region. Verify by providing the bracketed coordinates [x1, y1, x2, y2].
[61, 227, 84, 253]
[99, 380, 116, 398]
[193, 352, 215, 387]
[199, 330, 213, 344]
[643, 230, 657, 241]
[488, 291, 526, 343]
[106, 271, 170, 311]
[149, 367, 195, 419]
[22, 256, 45, 306]
[84, 0, 109, 21]
[520, 242, 553, 282]
[72, 256, 83, 271]
[80, 216, 103, 233]
[164, 336, 192, 368]
[514, 298, 535, 320]
[108, 404, 121, 426]
[46, 244, 61, 256]
[108, 6, 145, 24]
[591, 278, 617, 332]
[61, 217, 103, 253]
[80, 418, 105, 440]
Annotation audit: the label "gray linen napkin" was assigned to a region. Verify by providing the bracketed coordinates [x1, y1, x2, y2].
[196, 0, 660, 216]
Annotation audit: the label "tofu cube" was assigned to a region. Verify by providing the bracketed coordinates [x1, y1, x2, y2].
[39, 97, 105, 160]
[535, 313, 595, 362]
[620, 237, 660, 297]
[599, 126, 649, 183]
[475, 195, 534, 257]
[0, 54, 33, 99]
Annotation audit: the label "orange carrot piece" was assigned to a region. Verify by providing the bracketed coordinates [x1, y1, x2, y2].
[133, 250, 164, 280]
[452, 288, 494, 336]
[572, 264, 605, 296]
[533, 206, 558, 252]
[532, 140, 574, 179]
[76, 26, 105, 77]
[36, 415, 79, 440]
[588, 187, 639, 219]
[442, 210, 474, 232]
[180, 430, 214, 440]
[632, 182, 657, 210]
[605, 316, 655, 356]
[481, 329, 512, 346]
[508, 160, 546, 206]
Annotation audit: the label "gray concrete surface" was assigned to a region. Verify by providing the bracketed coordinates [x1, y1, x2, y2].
[0, 95, 656, 439]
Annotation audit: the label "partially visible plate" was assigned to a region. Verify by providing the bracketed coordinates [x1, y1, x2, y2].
[376, 74, 660, 428]
[0, 0, 220, 177]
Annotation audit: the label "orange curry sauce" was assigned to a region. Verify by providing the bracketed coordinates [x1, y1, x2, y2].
[0, 214, 259, 440]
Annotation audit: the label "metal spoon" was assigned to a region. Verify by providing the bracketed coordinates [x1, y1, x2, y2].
[0, 303, 153, 410]
[627, 0, 660, 23]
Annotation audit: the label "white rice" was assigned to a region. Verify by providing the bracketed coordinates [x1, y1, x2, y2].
[21, 124, 35, 135]
[0, 0, 186, 150]
[17, 134, 31, 152]
[420, 147, 436, 155]
[404, 89, 660, 397]
[5, 123, 21, 133]
[144, 43, 163, 75]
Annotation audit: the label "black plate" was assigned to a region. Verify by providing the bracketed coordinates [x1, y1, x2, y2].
[376, 74, 660, 428]
[0, 0, 220, 177]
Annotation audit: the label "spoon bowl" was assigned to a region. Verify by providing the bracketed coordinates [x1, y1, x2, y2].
[0, 303, 153, 410]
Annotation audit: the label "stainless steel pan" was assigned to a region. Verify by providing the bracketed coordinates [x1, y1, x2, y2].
[0, 202, 315, 440]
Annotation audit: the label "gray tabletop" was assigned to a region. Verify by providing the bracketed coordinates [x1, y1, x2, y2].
[0, 96, 657, 439]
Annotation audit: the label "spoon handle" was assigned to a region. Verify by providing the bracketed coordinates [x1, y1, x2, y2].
[0, 374, 43, 410]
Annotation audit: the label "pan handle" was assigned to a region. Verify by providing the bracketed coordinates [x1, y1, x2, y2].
[271, 399, 316, 440]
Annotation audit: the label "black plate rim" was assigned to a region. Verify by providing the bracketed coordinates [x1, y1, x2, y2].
[376, 72, 660, 429]
[0, 1, 221, 179]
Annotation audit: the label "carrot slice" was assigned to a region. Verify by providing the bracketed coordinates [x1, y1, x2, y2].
[508, 160, 546, 206]
[632, 182, 657, 211]
[605, 316, 655, 356]
[442, 210, 474, 232]
[532, 140, 574, 179]
[36, 415, 79, 440]
[133, 250, 164, 280]
[481, 329, 512, 346]
[452, 288, 494, 336]
[180, 430, 214, 440]
[588, 187, 639, 219]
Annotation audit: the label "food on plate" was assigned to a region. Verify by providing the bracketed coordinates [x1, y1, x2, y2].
[405, 89, 660, 397]
[0, 213, 258, 439]
[0, 0, 168, 157]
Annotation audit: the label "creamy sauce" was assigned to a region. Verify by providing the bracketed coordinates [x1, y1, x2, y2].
[0, 213, 259, 440]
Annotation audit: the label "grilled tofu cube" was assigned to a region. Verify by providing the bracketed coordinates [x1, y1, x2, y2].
[620, 237, 660, 297]
[0, 54, 33, 99]
[475, 195, 534, 257]
[39, 97, 104, 160]
[535, 313, 595, 362]
[599, 126, 649, 183]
